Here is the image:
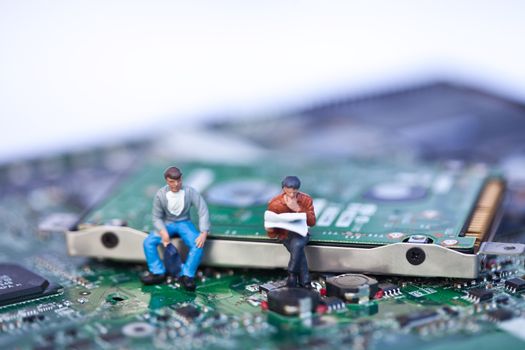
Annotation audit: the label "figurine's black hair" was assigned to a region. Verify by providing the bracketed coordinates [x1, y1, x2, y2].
[281, 176, 301, 189]
[164, 166, 182, 180]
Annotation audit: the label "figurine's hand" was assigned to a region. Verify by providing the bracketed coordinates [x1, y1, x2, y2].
[160, 229, 170, 247]
[284, 195, 301, 212]
[266, 228, 278, 238]
[195, 232, 208, 248]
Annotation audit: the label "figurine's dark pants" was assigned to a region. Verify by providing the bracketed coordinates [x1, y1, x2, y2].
[282, 232, 310, 283]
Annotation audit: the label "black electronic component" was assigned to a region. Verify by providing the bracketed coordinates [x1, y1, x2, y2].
[442, 306, 459, 317]
[23, 315, 37, 323]
[156, 314, 170, 322]
[0, 263, 61, 307]
[488, 309, 514, 322]
[172, 304, 200, 321]
[259, 280, 287, 294]
[496, 295, 509, 305]
[467, 288, 493, 303]
[319, 296, 346, 312]
[379, 282, 401, 297]
[396, 310, 440, 328]
[325, 274, 378, 303]
[100, 332, 125, 343]
[267, 287, 320, 316]
[505, 278, 525, 293]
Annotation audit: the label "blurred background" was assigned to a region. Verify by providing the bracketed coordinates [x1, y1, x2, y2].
[1, 0, 525, 161]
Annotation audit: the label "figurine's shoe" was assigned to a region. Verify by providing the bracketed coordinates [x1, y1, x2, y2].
[179, 275, 196, 292]
[164, 243, 182, 277]
[298, 270, 311, 289]
[286, 273, 298, 288]
[140, 273, 166, 285]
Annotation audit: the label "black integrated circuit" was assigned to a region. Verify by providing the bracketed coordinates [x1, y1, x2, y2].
[378, 282, 401, 297]
[467, 288, 493, 303]
[504, 278, 525, 293]
[488, 309, 514, 322]
[0, 264, 62, 307]
[396, 310, 440, 328]
[319, 296, 346, 312]
[172, 304, 200, 321]
[259, 280, 287, 294]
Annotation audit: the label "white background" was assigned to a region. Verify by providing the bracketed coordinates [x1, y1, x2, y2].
[1, 0, 525, 161]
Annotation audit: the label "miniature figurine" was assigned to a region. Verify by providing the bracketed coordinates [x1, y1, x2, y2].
[265, 176, 316, 288]
[141, 166, 210, 291]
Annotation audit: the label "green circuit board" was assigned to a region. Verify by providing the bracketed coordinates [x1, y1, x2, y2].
[1, 234, 525, 350]
[84, 160, 494, 251]
[0, 148, 522, 350]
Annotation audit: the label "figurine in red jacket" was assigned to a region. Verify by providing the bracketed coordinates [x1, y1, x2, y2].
[267, 176, 316, 288]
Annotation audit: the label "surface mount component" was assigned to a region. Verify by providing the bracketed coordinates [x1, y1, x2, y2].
[267, 287, 320, 316]
[0, 264, 62, 307]
[325, 274, 378, 303]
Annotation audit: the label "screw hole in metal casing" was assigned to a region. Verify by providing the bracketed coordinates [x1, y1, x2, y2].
[101, 232, 119, 249]
[406, 247, 426, 265]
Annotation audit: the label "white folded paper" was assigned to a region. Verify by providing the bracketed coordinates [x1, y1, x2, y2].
[264, 210, 308, 237]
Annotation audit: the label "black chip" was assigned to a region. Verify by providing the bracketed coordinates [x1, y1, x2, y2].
[259, 280, 287, 293]
[172, 304, 200, 320]
[0, 264, 61, 307]
[379, 282, 400, 297]
[442, 306, 459, 317]
[468, 288, 493, 302]
[267, 287, 320, 316]
[488, 309, 514, 322]
[505, 278, 525, 293]
[23, 315, 37, 323]
[320, 296, 346, 312]
[27, 315, 42, 322]
[379, 282, 399, 292]
[496, 295, 509, 304]
[396, 310, 440, 328]
[156, 314, 170, 322]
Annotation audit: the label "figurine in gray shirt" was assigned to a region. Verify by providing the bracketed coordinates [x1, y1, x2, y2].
[141, 166, 210, 291]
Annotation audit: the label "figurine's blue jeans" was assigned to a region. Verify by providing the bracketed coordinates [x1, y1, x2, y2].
[143, 220, 203, 277]
[282, 232, 310, 284]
